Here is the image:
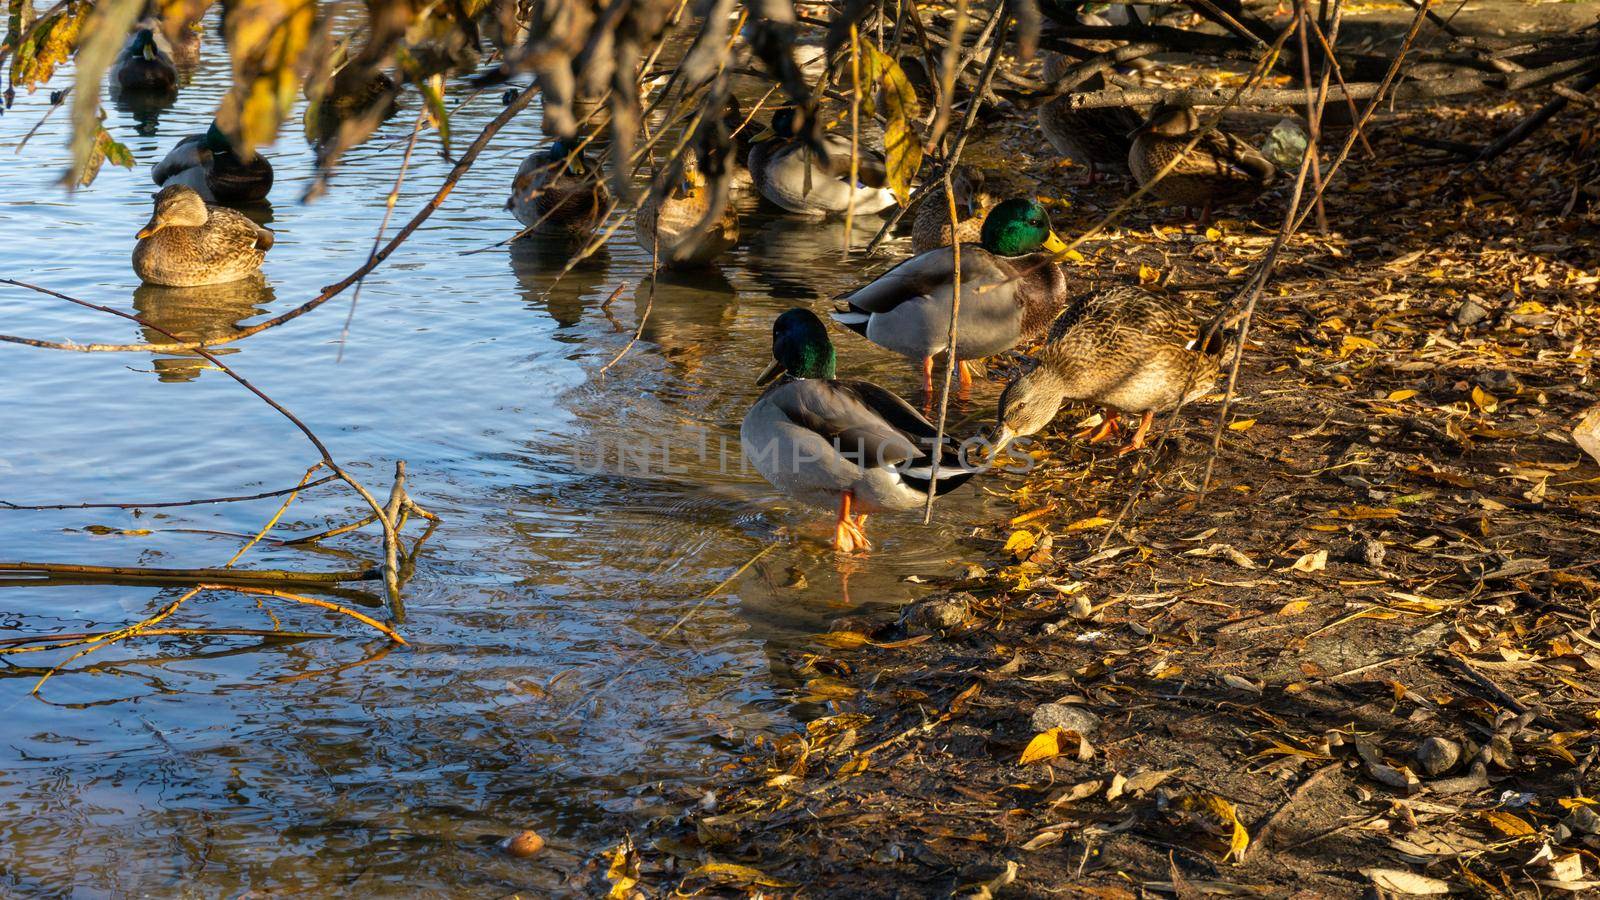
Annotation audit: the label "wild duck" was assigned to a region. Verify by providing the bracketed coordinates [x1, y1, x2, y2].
[111, 25, 178, 92]
[910, 165, 994, 254]
[133, 185, 274, 287]
[636, 150, 740, 267]
[991, 284, 1227, 456]
[747, 108, 899, 218]
[1128, 103, 1276, 222]
[507, 138, 611, 237]
[831, 198, 1073, 396]
[152, 122, 275, 205]
[1038, 57, 1143, 183]
[742, 309, 981, 553]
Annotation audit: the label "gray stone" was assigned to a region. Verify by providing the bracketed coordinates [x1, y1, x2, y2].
[1414, 736, 1461, 776]
[1030, 703, 1100, 736]
[901, 592, 972, 634]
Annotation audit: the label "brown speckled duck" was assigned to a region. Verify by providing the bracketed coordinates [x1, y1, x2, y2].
[1128, 103, 1277, 222]
[910, 165, 994, 254]
[507, 138, 611, 237]
[1038, 59, 1143, 183]
[992, 285, 1227, 455]
[636, 151, 740, 267]
[133, 185, 274, 287]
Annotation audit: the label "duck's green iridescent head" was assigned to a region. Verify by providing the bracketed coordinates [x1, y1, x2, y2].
[203, 122, 231, 152]
[980, 198, 1068, 257]
[769, 107, 801, 140]
[130, 29, 157, 59]
[758, 308, 836, 384]
[547, 138, 588, 175]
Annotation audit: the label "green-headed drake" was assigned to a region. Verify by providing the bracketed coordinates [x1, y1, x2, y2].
[993, 284, 1227, 456]
[112, 25, 178, 92]
[153, 122, 275, 205]
[743, 309, 981, 553]
[507, 138, 611, 237]
[747, 108, 899, 218]
[910, 165, 995, 254]
[636, 150, 740, 267]
[832, 198, 1073, 396]
[133, 184, 275, 287]
[1129, 103, 1276, 222]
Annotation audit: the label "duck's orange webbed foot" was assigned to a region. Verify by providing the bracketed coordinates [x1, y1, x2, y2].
[833, 493, 872, 554]
[1116, 410, 1156, 456]
[1073, 410, 1121, 444]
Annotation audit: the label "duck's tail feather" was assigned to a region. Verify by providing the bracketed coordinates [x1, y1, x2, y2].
[897, 452, 981, 496]
[830, 304, 871, 337]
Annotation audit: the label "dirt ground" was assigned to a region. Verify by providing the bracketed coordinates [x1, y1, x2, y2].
[598, 8, 1600, 895]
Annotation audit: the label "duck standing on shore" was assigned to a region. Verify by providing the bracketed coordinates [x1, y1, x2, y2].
[153, 123, 275, 205]
[133, 185, 274, 287]
[743, 309, 981, 553]
[747, 108, 899, 218]
[991, 285, 1227, 456]
[832, 198, 1073, 397]
[1128, 103, 1276, 222]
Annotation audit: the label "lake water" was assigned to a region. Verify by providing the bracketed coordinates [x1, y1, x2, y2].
[0, 18, 1007, 896]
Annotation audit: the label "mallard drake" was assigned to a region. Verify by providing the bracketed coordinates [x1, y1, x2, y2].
[1128, 103, 1276, 222]
[1038, 59, 1143, 183]
[507, 138, 611, 237]
[636, 151, 740, 267]
[832, 198, 1072, 396]
[992, 284, 1226, 456]
[747, 108, 899, 218]
[910, 165, 994, 254]
[743, 309, 981, 553]
[133, 185, 274, 287]
[153, 123, 275, 205]
[111, 25, 178, 92]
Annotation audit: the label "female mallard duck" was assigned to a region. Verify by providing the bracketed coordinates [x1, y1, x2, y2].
[743, 309, 981, 553]
[635, 150, 740, 267]
[507, 138, 611, 237]
[747, 108, 899, 218]
[910, 165, 994, 254]
[153, 123, 275, 205]
[133, 184, 275, 287]
[991, 285, 1227, 456]
[1038, 58, 1143, 183]
[111, 25, 178, 92]
[1128, 103, 1276, 222]
[831, 198, 1072, 396]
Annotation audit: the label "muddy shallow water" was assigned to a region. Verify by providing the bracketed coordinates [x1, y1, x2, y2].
[0, 21, 1009, 898]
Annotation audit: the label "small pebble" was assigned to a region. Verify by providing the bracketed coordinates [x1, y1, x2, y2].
[1413, 736, 1460, 776]
[1454, 294, 1492, 328]
[503, 830, 545, 858]
[901, 592, 972, 634]
[1029, 702, 1100, 737]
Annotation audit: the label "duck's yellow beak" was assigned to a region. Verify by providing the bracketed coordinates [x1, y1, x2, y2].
[136, 219, 163, 239]
[755, 359, 784, 386]
[1042, 231, 1069, 256]
[142, 42, 158, 61]
[751, 125, 776, 143]
[989, 424, 1015, 459]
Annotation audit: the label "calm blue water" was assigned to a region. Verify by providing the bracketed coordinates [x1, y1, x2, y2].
[0, 15, 1005, 896]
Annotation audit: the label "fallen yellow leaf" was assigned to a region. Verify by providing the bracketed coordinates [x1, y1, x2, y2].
[1229, 418, 1257, 431]
[1062, 516, 1111, 532]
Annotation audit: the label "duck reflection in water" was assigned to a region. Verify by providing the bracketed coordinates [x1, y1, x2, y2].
[628, 271, 737, 381]
[742, 213, 884, 303]
[508, 235, 610, 331]
[133, 272, 275, 382]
